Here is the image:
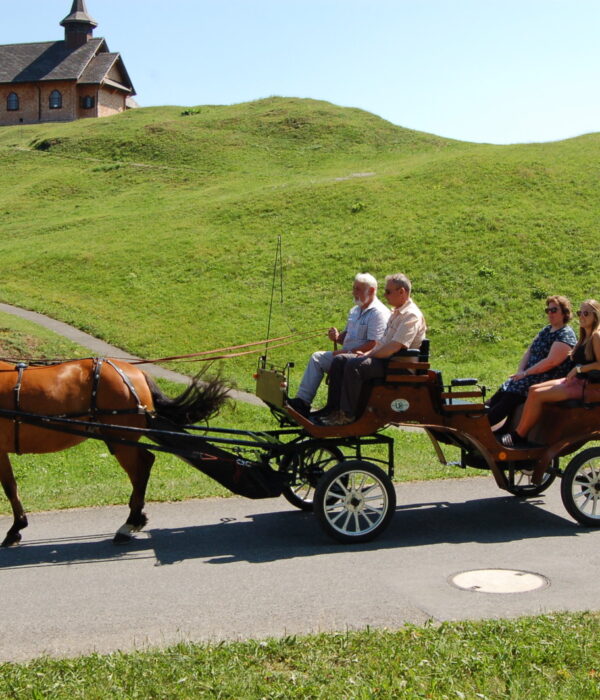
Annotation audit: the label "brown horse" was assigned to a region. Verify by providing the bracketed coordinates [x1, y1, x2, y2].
[0, 358, 228, 547]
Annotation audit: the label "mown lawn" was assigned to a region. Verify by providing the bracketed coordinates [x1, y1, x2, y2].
[1, 614, 598, 698]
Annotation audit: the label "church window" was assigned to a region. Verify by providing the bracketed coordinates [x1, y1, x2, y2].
[49, 90, 62, 109]
[7, 92, 19, 111]
[81, 95, 95, 109]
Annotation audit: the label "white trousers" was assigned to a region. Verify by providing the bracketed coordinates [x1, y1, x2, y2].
[296, 350, 335, 404]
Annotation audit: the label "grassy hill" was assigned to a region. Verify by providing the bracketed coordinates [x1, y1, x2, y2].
[0, 97, 598, 396]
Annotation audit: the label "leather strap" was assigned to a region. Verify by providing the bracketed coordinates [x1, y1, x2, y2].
[13, 362, 28, 455]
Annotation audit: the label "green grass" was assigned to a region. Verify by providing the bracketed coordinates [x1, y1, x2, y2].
[0, 102, 598, 682]
[1, 614, 598, 698]
[0, 97, 597, 397]
[0, 96, 598, 514]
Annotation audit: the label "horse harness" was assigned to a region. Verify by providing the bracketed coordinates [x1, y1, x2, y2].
[11, 358, 148, 454]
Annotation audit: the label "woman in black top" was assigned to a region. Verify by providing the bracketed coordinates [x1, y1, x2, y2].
[502, 299, 600, 447]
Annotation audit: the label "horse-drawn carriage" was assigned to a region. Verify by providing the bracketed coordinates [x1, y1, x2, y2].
[0, 345, 599, 547]
[255, 343, 600, 542]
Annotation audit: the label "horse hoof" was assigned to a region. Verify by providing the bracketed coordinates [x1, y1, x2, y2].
[1, 534, 21, 548]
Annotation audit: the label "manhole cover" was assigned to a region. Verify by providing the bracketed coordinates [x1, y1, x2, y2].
[450, 568, 549, 593]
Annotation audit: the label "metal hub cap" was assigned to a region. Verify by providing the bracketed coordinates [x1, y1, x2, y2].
[347, 492, 365, 511]
[325, 473, 387, 534]
[450, 569, 549, 594]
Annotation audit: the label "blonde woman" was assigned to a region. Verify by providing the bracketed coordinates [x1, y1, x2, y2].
[502, 299, 600, 447]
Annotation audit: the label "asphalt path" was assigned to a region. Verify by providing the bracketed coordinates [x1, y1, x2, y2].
[1, 475, 599, 662]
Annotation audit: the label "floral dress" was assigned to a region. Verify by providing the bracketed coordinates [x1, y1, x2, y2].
[500, 324, 577, 397]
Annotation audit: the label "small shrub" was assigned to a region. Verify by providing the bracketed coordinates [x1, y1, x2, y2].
[477, 266, 494, 278]
[350, 201, 366, 214]
[531, 288, 548, 300]
[32, 138, 62, 151]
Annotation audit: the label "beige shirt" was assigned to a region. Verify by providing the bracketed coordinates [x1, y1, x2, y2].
[375, 298, 427, 351]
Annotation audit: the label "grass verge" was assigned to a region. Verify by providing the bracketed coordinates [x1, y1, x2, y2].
[1, 614, 598, 698]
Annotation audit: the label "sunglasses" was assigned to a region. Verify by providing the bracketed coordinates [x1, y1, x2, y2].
[577, 310, 594, 317]
[544, 306, 560, 314]
[384, 288, 399, 295]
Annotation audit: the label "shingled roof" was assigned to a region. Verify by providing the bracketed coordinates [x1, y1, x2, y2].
[0, 38, 135, 94]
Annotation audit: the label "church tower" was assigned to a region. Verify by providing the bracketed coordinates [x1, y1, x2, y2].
[60, 0, 98, 50]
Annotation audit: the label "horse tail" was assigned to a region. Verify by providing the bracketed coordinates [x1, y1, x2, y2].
[144, 373, 230, 426]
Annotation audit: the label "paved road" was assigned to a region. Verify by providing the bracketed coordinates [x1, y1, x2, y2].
[1, 475, 598, 662]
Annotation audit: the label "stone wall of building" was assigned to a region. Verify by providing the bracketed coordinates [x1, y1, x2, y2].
[76, 85, 99, 120]
[0, 83, 39, 126]
[0, 81, 129, 126]
[97, 87, 126, 118]
[0, 80, 79, 126]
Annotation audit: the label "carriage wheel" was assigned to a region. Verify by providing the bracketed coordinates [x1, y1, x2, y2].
[505, 461, 557, 498]
[280, 442, 344, 511]
[560, 448, 600, 527]
[314, 460, 396, 543]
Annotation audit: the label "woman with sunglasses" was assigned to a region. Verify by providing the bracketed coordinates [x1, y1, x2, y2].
[502, 299, 600, 447]
[487, 296, 576, 430]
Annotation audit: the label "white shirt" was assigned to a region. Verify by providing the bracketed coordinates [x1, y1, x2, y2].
[342, 297, 391, 351]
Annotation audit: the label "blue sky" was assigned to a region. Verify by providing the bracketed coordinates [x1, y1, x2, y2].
[2, 0, 599, 144]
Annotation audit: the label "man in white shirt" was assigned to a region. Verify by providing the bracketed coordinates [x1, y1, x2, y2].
[287, 273, 390, 416]
[321, 273, 426, 425]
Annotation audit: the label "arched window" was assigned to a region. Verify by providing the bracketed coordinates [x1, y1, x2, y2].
[49, 90, 62, 109]
[7, 92, 19, 111]
[81, 95, 95, 109]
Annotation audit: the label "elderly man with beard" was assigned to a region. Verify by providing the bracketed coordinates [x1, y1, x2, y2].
[320, 273, 427, 425]
[286, 273, 390, 417]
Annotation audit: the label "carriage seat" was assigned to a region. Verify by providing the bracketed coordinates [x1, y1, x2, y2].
[385, 338, 430, 376]
[555, 371, 600, 409]
[556, 398, 600, 409]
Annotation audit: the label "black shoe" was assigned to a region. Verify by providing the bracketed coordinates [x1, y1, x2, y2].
[286, 397, 311, 417]
[500, 431, 543, 449]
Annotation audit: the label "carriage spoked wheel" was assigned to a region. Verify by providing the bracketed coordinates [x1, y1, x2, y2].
[505, 460, 557, 498]
[314, 460, 396, 543]
[560, 447, 600, 527]
[280, 441, 344, 511]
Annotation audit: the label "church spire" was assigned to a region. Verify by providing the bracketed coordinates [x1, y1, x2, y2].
[60, 0, 98, 49]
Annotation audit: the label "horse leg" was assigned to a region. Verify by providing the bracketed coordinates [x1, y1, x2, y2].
[0, 452, 28, 547]
[112, 445, 155, 544]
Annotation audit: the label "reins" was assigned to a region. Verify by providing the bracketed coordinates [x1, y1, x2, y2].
[0, 328, 328, 367]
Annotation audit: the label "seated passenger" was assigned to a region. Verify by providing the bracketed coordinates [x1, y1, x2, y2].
[487, 295, 576, 430]
[286, 273, 390, 417]
[320, 273, 427, 425]
[501, 299, 600, 447]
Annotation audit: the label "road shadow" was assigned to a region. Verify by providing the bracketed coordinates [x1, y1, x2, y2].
[0, 493, 592, 569]
[150, 494, 587, 565]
